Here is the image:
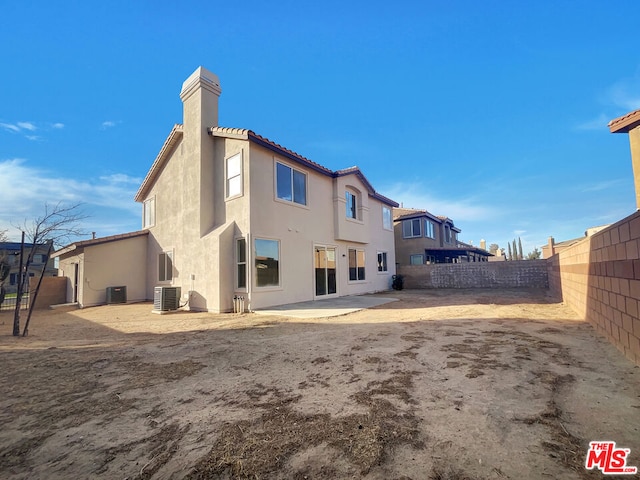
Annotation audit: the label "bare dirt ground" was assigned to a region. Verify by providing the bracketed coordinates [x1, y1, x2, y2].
[0, 289, 639, 480]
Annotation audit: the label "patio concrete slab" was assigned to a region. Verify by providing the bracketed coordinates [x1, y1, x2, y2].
[253, 295, 398, 319]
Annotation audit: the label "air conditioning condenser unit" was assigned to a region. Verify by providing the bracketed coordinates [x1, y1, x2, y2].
[153, 286, 181, 312]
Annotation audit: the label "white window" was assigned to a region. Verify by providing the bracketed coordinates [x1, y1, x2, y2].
[346, 190, 357, 219]
[425, 220, 435, 239]
[276, 162, 307, 205]
[226, 153, 242, 198]
[377, 251, 388, 272]
[402, 218, 421, 238]
[382, 206, 392, 230]
[158, 251, 173, 282]
[143, 197, 155, 228]
[236, 238, 247, 289]
[348, 248, 365, 281]
[410, 254, 424, 265]
[255, 238, 280, 287]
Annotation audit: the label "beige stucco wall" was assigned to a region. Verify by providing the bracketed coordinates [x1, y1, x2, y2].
[58, 235, 147, 307]
[247, 143, 395, 310]
[139, 66, 395, 313]
[58, 252, 84, 304]
[143, 132, 250, 313]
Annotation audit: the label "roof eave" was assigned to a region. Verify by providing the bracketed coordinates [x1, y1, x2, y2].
[609, 109, 640, 133]
[134, 125, 184, 202]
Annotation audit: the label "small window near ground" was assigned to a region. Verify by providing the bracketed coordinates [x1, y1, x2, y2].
[236, 238, 247, 289]
[410, 254, 424, 265]
[158, 251, 173, 282]
[377, 252, 388, 272]
[143, 197, 155, 228]
[348, 248, 365, 281]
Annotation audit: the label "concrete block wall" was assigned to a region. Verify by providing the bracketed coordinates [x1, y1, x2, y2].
[398, 260, 549, 289]
[548, 210, 640, 365]
[29, 276, 67, 310]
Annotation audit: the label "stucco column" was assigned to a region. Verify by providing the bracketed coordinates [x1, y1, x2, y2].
[629, 127, 640, 210]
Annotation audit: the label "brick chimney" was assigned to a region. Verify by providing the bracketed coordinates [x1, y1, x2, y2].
[609, 109, 640, 210]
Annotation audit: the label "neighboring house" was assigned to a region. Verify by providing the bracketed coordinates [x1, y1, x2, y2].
[609, 107, 640, 209]
[53, 231, 149, 306]
[541, 225, 611, 259]
[54, 66, 398, 312]
[0, 242, 57, 294]
[393, 208, 492, 264]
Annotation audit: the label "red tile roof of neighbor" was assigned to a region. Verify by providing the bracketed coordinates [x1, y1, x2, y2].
[609, 108, 640, 133]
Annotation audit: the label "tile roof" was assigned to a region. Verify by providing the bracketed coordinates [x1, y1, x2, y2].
[52, 230, 149, 258]
[134, 124, 183, 202]
[608, 108, 640, 133]
[134, 124, 398, 207]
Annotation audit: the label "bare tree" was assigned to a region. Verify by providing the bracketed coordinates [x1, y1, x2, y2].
[13, 203, 87, 336]
[0, 229, 9, 307]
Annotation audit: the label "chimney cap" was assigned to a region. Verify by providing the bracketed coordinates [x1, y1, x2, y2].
[180, 66, 221, 101]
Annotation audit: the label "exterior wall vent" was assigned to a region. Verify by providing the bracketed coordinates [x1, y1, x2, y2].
[106, 286, 127, 304]
[154, 286, 181, 311]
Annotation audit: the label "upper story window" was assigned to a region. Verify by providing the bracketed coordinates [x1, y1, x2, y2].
[276, 162, 307, 206]
[445, 225, 452, 243]
[402, 218, 421, 238]
[425, 220, 435, 239]
[346, 190, 357, 219]
[382, 206, 392, 230]
[226, 153, 242, 199]
[143, 197, 155, 228]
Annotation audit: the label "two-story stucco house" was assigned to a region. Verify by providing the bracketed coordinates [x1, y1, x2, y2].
[55, 67, 398, 312]
[393, 208, 491, 264]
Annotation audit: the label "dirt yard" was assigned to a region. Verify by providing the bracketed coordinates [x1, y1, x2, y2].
[0, 289, 639, 479]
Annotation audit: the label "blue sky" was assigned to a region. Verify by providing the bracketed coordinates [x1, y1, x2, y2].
[1, 1, 639, 255]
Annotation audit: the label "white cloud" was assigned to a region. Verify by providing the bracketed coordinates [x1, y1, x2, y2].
[101, 120, 120, 130]
[17, 121, 37, 131]
[0, 158, 140, 241]
[99, 173, 142, 184]
[0, 122, 21, 133]
[513, 230, 526, 235]
[604, 70, 640, 111]
[381, 182, 493, 222]
[578, 179, 625, 193]
[0, 120, 65, 138]
[575, 113, 609, 131]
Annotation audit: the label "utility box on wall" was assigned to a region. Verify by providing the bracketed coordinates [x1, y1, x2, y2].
[106, 286, 127, 304]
